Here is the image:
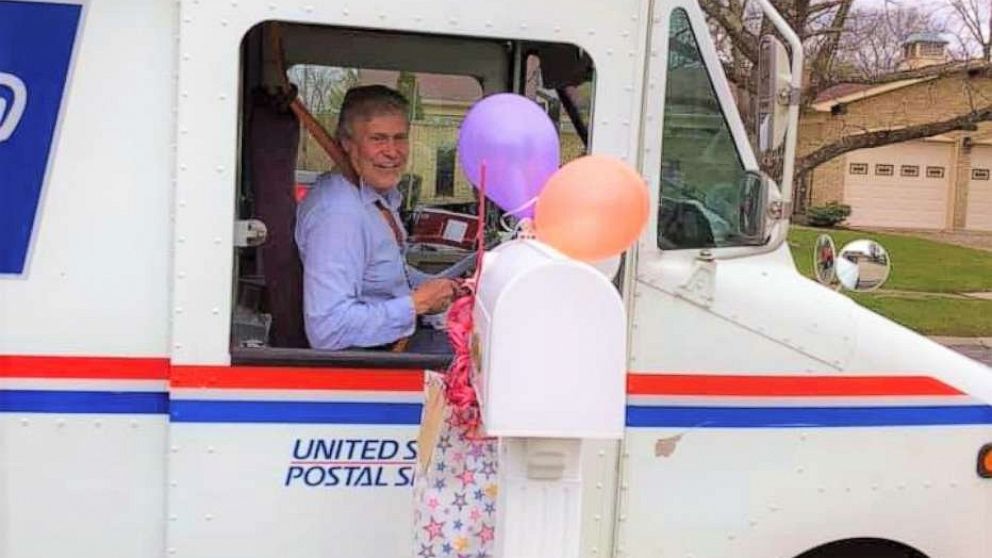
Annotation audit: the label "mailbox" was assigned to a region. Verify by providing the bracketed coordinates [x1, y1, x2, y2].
[472, 240, 626, 439]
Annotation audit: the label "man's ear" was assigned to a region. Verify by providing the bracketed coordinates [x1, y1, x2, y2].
[337, 135, 360, 183]
[339, 136, 353, 155]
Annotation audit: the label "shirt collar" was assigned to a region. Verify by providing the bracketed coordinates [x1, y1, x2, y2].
[358, 178, 402, 210]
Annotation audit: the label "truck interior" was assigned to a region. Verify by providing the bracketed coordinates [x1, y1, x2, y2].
[232, 21, 595, 366]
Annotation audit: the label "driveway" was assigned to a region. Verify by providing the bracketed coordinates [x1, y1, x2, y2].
[932, 337, 992, 368]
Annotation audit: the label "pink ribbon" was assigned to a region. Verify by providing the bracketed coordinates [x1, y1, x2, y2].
[444, 162, 488, 436]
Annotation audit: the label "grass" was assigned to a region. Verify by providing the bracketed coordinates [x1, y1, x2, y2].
[788, 227, 992, 293]
[850, 292, 992, 337]
[788, 226, 992, 336]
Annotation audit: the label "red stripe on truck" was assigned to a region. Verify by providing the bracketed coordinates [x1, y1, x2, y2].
[627, 373, 963, 397]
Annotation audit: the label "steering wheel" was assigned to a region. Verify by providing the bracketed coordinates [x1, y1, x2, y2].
[426, 237, 501, 280]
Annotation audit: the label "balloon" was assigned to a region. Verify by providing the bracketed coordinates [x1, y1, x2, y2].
[457, 94, 560, 218]
[535, 155, 649, 262]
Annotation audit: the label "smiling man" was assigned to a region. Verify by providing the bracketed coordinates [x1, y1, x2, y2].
[295, 85, 457, 351]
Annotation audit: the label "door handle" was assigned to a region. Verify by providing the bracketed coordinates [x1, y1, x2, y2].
[0, 72, 28, 143]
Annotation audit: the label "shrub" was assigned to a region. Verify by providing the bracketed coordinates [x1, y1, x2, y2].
[806, 201, 851, 227]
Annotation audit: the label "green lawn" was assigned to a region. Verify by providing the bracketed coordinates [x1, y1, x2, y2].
[789, 227, 992, 293]
[788, 226, 992, 336]
[849, 293, 992, 337]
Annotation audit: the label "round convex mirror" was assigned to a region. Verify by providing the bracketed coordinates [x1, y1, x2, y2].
[836, 239, 891, 292]
[812, 234, 837, 286]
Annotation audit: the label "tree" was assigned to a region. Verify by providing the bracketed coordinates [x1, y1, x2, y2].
[287, 65, 358, 119]
[945, 0, 992, 61]
[395, 70, 424, 120]
[287, 66, 358, 169]
[699, 0, 992, 196]
[834, 6, 944, 78]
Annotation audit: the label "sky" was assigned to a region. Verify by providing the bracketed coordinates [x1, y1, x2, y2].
[860, 0, 956, 7]
[852, 0, 989, 55]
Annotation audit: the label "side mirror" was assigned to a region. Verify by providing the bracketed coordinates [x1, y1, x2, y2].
[812, 235, 891, 291]
[813, 234, 837, 285]
[738, 171, 769, 244]
[756, 36, 792, 152]
[836, 239, 891, 292]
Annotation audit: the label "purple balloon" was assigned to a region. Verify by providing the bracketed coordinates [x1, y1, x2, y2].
[457, 93, 560, 218]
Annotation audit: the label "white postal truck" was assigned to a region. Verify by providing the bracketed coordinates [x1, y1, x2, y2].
[1, 1, 991, 558]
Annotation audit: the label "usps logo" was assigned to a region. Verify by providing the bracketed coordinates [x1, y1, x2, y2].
[0, 2, 82, 274]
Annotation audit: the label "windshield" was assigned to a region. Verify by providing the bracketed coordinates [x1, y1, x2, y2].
[658, 8, 749, 250]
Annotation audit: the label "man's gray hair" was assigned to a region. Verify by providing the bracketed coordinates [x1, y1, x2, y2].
[336, 85, 409, 141]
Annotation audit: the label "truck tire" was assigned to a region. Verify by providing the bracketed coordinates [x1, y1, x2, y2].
[795, 538, 928, 558]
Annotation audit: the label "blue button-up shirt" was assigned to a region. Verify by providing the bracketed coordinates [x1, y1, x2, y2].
[296, 173, 429, 350]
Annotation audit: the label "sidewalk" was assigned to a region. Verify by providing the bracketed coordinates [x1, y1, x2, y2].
[930, 336, 992, 347]
[930, 337, 992, 367]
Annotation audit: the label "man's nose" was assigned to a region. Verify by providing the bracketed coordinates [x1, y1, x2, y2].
[386, 141, 399, 156]
[387, 136, 409, 155]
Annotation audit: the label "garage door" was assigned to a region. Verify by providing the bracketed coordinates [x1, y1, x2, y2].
[966, 146, 992, 231]
[843, 141, 951, 229]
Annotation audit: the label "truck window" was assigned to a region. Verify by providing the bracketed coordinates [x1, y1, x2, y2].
[658, 8, 748, 250]
[232, 22, 595, 363]
[289, 67, 486, 275]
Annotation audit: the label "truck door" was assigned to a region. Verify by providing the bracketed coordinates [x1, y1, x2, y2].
[167, 2, 646, 555]
[618, 4, 992, 558]
[618, 3, 814, 556]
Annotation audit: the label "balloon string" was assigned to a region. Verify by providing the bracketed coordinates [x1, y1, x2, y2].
[473, 162, 487, 285]
[495, 196, 537, 234]
[504, 195, 538, 217]
[498, 213, 515, 234]
[444, 160, 488, 438]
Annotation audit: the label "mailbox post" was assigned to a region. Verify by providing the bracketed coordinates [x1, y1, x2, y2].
[473, 240, 627, 558]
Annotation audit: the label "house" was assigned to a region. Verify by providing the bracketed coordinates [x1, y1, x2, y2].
[800, 33, 992, 231]
[296, 67, 585, 208]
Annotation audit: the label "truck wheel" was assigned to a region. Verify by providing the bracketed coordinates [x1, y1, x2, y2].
[795, 538, 928, 558]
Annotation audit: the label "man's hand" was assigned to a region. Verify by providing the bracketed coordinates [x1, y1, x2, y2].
[412, 278, 458, 315]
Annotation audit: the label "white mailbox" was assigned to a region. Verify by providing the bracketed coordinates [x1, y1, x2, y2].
[472, 240, 626, 439]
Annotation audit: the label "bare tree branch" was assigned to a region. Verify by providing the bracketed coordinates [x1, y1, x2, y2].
[807, 0, 846, 18]
[797, 105, 992, 175]
[699, 0, 759, 64]
[804, 26, 846, 39]
[808, 0, 853, 90]
[946, 0, 991, 61]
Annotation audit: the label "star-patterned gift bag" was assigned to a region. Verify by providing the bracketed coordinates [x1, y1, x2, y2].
[413, 372, 498, 558]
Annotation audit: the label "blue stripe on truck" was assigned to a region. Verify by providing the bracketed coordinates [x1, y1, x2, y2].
[626, 404, 992, 428]
[6, 389, 992, 428]
[0, 389, 168, 414]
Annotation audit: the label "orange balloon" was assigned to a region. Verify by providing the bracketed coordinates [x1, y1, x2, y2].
[535, 155, 649, 262]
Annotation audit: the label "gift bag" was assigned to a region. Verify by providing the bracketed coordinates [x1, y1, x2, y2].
[413, 372, 498, 558]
